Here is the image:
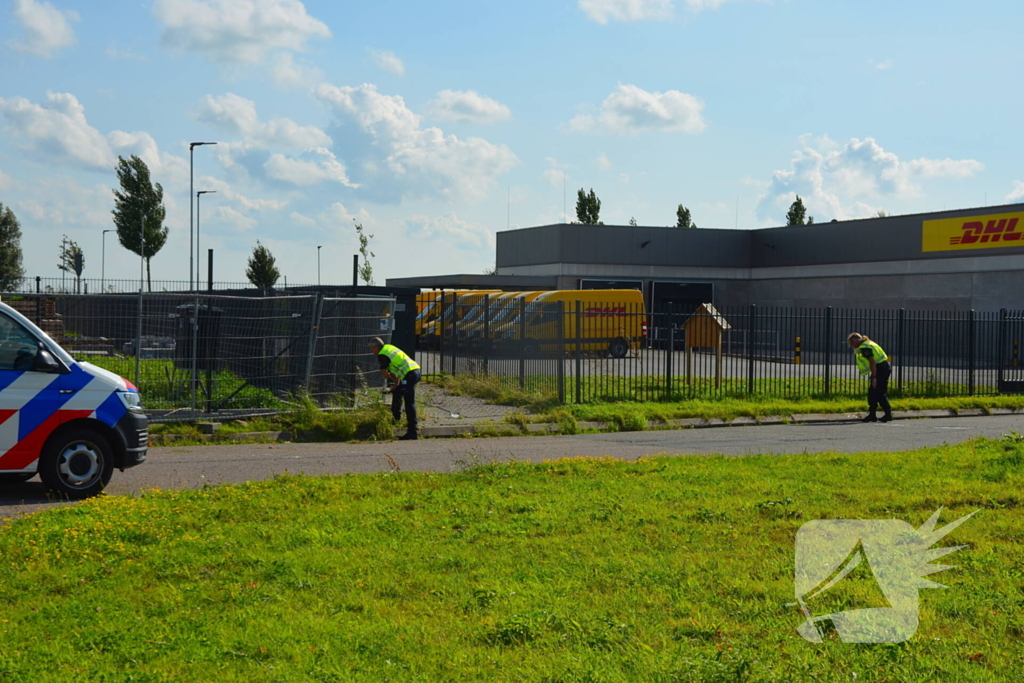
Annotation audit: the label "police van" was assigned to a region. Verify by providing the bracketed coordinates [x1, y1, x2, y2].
[0, 300, 147, 498]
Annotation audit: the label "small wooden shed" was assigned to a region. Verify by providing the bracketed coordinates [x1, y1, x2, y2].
[683, 303, 731, 388]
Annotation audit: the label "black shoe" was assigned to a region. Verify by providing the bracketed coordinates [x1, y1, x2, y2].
[399, 431, 418, 441]
[879, 414, 893, 423]
[861, 414, 878, 423]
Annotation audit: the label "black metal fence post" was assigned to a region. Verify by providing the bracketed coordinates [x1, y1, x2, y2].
[747, 304, 756, 396]
[439, 291, 447, 376]
[896, 308, 905, 395]
[518, 296, 526, 389]
[998, 308, 1007, 389]
[557, 300, 565, 404]
[666, 323, 674, 400]
[968, 309, 976, 396]
[575, 301, 582, 404]
[824, 306, 833, 397]
[449, 296, 458, 378]
[482, 294, 490, 376]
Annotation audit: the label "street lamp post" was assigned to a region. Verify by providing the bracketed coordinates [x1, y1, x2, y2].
[135, 213, 146, 388]
[317, 245, 323, 287]
[101, 229, 114, 293]
[189, 142, 217, 293]
[192, 190, 216, 414]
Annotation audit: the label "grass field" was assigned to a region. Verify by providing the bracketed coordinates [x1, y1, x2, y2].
[0, 437, 1020, 681]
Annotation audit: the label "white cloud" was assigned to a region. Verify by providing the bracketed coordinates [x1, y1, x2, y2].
[269, 51, 322, 88]
[569, 84, 706, 134]
[289, 211, 318, 229]
[315, 82, 517, 201]
[15, 176, 111, 227]
[594, 153, 612, 171]
[196, 93, 331, 148]
[105, 44, 147, 61]
[424, 90, 511, 124]
[1007, 181, 1024, 203]
[403, 212, 494, 250]
[757, 136, 985, 222]
[263, 148, 357, 187]
[317, 202, 372, 231]
[0, 168, 12, 191]
[0, 92, 114, 169]
[152, 0, 330, 64]
[370, 49, 405, 76]
[211, 205, 258, 231]
[7, 0, 78, 58]
[868, 58, 895, 71]
[541, 158, 568, 188]
[578, 0, 673, 24]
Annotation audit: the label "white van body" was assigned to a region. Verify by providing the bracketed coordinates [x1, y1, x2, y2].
[0, 301, 147, 498]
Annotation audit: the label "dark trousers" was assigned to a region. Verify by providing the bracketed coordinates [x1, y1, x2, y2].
[868, 361, 892, 417]
[392, 369, 420, 432]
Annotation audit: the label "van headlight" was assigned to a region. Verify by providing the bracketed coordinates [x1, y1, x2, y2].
[117, 390, 143, 413]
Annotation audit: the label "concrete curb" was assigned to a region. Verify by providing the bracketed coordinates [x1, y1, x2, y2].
[148, 407, 1024, 446]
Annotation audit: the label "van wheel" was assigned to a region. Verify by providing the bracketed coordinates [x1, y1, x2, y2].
[609, 338, 630, 359]
[39, 429, 114, 499]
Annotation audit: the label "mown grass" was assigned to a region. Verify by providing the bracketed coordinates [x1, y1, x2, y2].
[433, 372, 1024, 426]
[0, 437, 1021, 681]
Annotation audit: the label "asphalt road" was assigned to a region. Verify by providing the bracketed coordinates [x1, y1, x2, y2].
[2, 414, 1021, 519]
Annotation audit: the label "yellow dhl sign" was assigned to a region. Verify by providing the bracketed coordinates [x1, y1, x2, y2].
[922, 211, 1024, 252]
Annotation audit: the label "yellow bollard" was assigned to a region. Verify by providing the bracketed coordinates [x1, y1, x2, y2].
[794, 336, 801, 365]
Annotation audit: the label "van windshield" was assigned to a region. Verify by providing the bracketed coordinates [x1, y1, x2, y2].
[0, 305, 75, 366]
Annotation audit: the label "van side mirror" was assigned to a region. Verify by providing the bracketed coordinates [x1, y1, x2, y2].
[32, 345, 66, 374]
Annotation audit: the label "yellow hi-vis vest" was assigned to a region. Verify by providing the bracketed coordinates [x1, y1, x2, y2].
[854, 340, 889, 376]
[380, 344, 420, 380]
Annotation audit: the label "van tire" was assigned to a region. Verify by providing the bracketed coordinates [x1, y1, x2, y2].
[609, 338, 630, 359]
[39, 428, 114, 499]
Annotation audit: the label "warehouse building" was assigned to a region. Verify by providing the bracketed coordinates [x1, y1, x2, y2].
[388, 202, 1024, 314]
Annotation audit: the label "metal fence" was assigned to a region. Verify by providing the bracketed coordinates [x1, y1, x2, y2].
[11, 276, 322, 295]
[3, 292, 394, 421]
[414, 293, 1024, 404]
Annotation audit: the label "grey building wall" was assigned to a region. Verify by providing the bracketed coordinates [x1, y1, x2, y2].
[495, 203, 1024, 311]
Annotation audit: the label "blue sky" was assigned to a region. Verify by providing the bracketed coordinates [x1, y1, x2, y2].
[1, 0, 1022, 286]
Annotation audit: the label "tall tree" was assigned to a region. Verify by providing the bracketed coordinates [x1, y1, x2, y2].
[575, 188, 602, 224]
[676, 204, 694, 229]
[786, 195, 807, 226]
[57, 235, 83, 275]
[356, 221, 375, 286]
[246, 240, 280, 289]
[112, 155, 167, 291]
[0, 202, 25, 292]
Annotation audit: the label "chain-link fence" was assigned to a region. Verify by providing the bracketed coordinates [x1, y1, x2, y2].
[414, 292, 1024, 404]
[2, 292, 394, 422]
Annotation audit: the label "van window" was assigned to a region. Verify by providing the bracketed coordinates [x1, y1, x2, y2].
[0, 313, 40, 371]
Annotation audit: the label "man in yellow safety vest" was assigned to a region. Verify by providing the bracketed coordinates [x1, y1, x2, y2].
[847, 332, 893, 423]
[369, 337, 422, 440]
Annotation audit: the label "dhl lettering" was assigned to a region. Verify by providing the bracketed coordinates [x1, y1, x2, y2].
[924, 211, 1024, 252]
[950, 218, 1021, 245]
[584, 306, 626, 318]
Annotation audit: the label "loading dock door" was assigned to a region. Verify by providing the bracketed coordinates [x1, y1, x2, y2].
[651, 281, 714, 348]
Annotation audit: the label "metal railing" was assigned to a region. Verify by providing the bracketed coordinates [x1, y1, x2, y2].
[2, 292, 394, 421]
[9, 276, 322, 295]
[412, 294, 1024, 404]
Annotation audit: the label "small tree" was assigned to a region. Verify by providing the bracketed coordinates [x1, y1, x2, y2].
[808, 216, 815, 224]
[0, 202, 25, 291]
[875, 210, 889, 218]
[57, 235, 83, 275]
[786, 195, 807, 226]
[675, 204, 694, 229]
[575, 188, 602, 224]
[246, 240, 280, 289]
[628, 217, 637, 226]
[112, 155, 168, 291]
[355, 221, 375, 286]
